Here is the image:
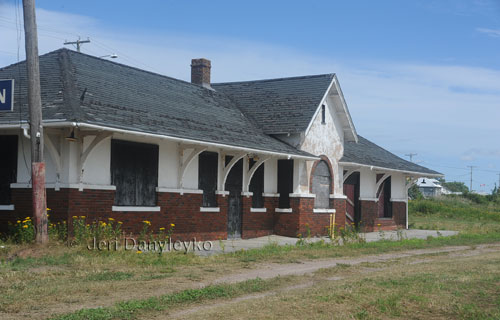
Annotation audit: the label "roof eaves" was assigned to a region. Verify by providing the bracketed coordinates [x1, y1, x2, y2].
[339, 161, 443, 177]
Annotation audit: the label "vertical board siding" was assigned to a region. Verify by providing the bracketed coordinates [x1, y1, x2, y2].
[277, 159, 293, 208]
[0, 135, 18, 205]
[111, 139, 158, 206]
[198, 151, 218, 207]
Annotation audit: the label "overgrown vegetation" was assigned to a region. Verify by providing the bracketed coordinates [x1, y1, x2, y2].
[0, 195, 499, 319]
[409, 195, 500, 234]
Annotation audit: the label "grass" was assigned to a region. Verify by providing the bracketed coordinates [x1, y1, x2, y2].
[181, 247, 500, 320]
[0, 196, 499, 319]
[51, 277, 284, 320]
[409, 196, 500, 234]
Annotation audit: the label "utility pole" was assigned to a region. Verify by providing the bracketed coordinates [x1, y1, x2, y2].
[467, 166, 476, 193]
[23, 0, 48, 244]
[405, 153, 417, 162]
[64, 38, 90, 52]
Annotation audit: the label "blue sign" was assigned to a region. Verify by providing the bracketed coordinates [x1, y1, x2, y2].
[0, 79, 14, 112]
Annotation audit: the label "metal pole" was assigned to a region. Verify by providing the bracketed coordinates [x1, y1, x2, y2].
[23, 0, 48, 244]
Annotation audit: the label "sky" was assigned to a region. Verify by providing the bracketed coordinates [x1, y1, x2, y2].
[1, 0, 499, 192]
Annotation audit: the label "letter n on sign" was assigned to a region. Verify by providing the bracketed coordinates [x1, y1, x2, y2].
[0, 79, 14, 112]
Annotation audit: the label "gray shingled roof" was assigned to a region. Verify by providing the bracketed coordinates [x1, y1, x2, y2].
[213, 74, 334, 134]
[0, 49, 314, 158]
[341, 136, 442, 176]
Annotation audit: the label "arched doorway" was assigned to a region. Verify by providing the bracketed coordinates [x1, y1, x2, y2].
[311, 160, 332, 208]
[344, 172, 361, 226]
[377, 177, 392, 218]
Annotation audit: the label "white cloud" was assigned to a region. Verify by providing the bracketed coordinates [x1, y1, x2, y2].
[1, 3, 499, 187]
[477, 27, 500, 37]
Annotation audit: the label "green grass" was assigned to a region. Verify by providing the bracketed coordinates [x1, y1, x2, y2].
[409, 196, 500, 234]
[51, 277, 279, 320]
[1, 196, 499, 318]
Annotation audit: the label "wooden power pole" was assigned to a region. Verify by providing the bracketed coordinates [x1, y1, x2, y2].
[23, 0, 48, 244]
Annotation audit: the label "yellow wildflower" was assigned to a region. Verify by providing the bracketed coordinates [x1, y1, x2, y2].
[80, 216, 85, 219]
[101, 222, 107, 227]
[136, 250, 142, 254]
[170, 223, 175, 227]
[142, 220, 151, 225]
[118, 221, 123, 224]
[72, 216, 78, 219]
[108, 217, 115, 221]
[22, 225, 28, 229]
[46, 208, 51, 211]
[17, 220, 21, 224]
[159, 227, 165, 231]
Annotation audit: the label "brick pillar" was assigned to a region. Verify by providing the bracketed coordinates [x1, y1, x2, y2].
[360, 200, 378, 231]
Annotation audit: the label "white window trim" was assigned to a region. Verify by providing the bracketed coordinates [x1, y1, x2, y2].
[275, 208, 292, 213]
[156, 187, 203, 194]
[200, 207, 220, 212]
[250, 207, 267, 213]
[262, 193, 280, 197]
[0, 205, 15, 211]
[112, 206, 161, 212]
[289, 193, 316, 198]
[313, 208, 336, 213]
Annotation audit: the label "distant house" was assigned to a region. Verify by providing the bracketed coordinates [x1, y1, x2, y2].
[0, 49, 442, 239]
[416, 178, 443, 198]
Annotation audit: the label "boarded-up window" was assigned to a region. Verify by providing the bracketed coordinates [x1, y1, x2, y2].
[111, 140, 158, 206]
[312, 160, 331, 209]
[278, 159, 293, 208]
[0, 135, 18, 205]
[199, 151, 218, 207]
[249, 159, 264, 208]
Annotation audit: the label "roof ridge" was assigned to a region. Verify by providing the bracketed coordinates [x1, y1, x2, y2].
[212, 73, 335, 86]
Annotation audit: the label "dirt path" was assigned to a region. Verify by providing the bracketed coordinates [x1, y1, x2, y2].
[2, 243, 499, 320]
[211, 243, 500, 284]
[157, 243, 500, 320]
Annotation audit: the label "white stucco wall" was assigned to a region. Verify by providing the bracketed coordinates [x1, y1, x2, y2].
[15, 134, 57, 184]
[300, 97, 344, 195]
[82, 136, 111, 185]
[391, 173, 407, 199]
[158, 140, 179, 189]
[359, 167, 377, 199]
[182, 148, 199, 190]
[264, 158, 277, 193]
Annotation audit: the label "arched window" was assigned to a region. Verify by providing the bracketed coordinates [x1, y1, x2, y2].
[312, 160, 332, 209]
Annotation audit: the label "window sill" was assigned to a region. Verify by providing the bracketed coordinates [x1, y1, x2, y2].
[112, 206, 161, 212]
[200, 207, 220, 212]
[275, 208, 292, 213]
[313, 208, 336, 214]
[250, 208, 267, 213]
[0, 205, 15, 211]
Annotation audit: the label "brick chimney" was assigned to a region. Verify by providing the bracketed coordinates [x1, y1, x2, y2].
[191, 58, 211, 89]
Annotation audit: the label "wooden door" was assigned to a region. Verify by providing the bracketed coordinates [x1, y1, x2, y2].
[225, 159, 243, 239]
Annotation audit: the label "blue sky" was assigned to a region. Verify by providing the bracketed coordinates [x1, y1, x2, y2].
[1, 0, 499, 192]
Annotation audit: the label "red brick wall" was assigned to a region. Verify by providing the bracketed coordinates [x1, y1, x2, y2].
[332, 198, 346, 232]
[296, 197, 329, 237]
[359, 200, 406, 231]
[4, 188, 351, 240]
[360, 200, 378, 231]
[241, 195, 275, 239]
[392, 201, 407, 228]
